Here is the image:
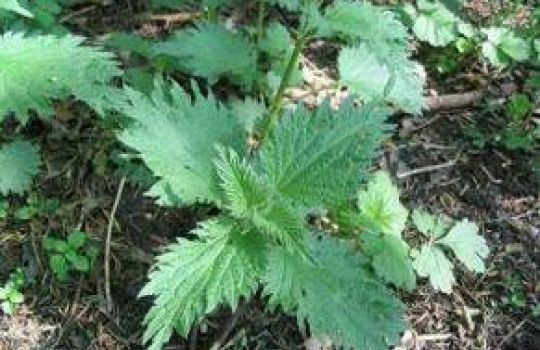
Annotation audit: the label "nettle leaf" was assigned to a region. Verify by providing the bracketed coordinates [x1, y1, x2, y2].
[0, 33, 122, 123]
[265, 235, 406, 350]
[228, 97, 267, 133]
[141, 218, 265, 350]
[152, 23, 258, 88]
[0, 0, 33, 17]
[482, 27, 531, 67]
[412, 244, 455, 294]
[438, 219, 488, 273]
[214, 148, 307, 254]
[412, 0, 461, 47]
[119, 79, 244, 206]
[0, 140, 40, 195]
[357, 171, 408, 236]
[259, 22, 292, 58]
[339, 45, 390, 103]
[322, 2, 425, 113]
[258, 100, 390, 211]
[362, 232, 416, 290]
[104, 32, 153, 57]
[319, 1, 409, 45]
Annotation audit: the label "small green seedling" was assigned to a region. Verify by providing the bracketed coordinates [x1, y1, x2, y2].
[506, 93, 534, 123]
[411, 208, 489, 294]
[43, 230, 99, 281]
[0, 268, 25, 315]
[14, 193, 59, 220]
[498, 93, 536, 150]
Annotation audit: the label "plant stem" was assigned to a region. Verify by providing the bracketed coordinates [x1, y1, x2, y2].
[260, 33, 308, 138]
[257, 0, 265, 43]
[206, 6, 217, 22]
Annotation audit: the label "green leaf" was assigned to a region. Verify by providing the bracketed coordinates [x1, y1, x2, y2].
[258, 101, 390, 211]
[264, 235, 406, 350]
[153, 23, 258, 88]
[104, 32, 153, 57]
[258, 22, 292, 58]
[67, 230, 87, 249]
[50, 254, 68, 280]
[0, 0, 33, 17]
[438, 219, 489, 273]
[42, 236, 59, 251]
[2, 300, 15, 315]
[357, 171, 408, 236]
[72, 255, 90, 272]
[64, 248, 79, 264]
[338, 43, 425, 113]
[118, 78, 244, 206]
[0, 33, 122, 122]
[214, 148, 307, 254]
[339, 44, 390, 100]
[319, 1, 425, 113]
[362, 232, 416, 290]
[482, 27, 531, 67]
[506, 93, 533, 121]
[141, 218, 265, 350]
[412, 0, 461, 47]
[8, 290, 23, 304]
[228, 97, 267, 133]
[0, 140, 40, 195]
[412, 244, 455, 293]
[411, 208, 450, 238]
[317, 1, 409, 46]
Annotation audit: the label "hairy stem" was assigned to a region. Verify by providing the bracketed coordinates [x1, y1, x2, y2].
[260, 33, 308, 138]
[206, 6, 217, 22]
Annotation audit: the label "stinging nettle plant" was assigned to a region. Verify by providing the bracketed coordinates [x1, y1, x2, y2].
[111, 1, 440, 350]
[119, 76, 402, 350]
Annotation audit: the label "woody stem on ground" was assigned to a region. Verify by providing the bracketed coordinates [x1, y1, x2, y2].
[260, 32, 308, 139]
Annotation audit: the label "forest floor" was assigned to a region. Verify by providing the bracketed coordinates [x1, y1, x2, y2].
[0, 1, 539, 350]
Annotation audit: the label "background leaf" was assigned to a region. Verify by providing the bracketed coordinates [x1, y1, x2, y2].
[0, 140, 40, 195]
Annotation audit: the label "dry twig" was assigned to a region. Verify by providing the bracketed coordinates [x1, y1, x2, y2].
[105, 177, 126, 313]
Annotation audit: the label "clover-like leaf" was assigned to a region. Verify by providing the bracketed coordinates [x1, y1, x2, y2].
[438, 219, 489, 273]
[412, 244, 455, 294]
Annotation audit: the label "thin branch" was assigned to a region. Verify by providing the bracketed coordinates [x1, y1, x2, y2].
[105, 176, 126, 313]
[396, 154, 461, 179]
[495, 319, 528, 350]
[424, 82, 517, 111]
